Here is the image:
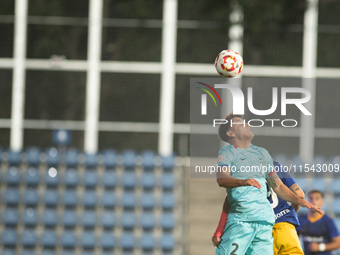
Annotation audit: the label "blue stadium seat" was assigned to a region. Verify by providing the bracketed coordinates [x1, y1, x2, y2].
[65, 148, 79, 167]
[45, 167, 59, 186]
[312, 178, 327, 193]
[161, 155, 175, 170]
[101, 232, 115, 249]
[332, 179, 340, 196]
[121, 232, 135, 250]
[6, 166, 21, 185]
[161, 213, 175, 230]
[21, 230, 36, 247]
[41, 230, 56, 248]
[121, 212, 136, 230]
[45, 147, 60, 166]
[5, 188, 20, 205]
[122, 192, 136, 209]
[101, 212, 115, 229]
[7, 149, 22, 165]
[273, 154, 288, 165]
[63, 190, 77, 207]
[102, 149, 117, 169]
[4, 208, 18, 226]
[43, 209, 57, 227]
[41, 251, 55, 255]
[44, 189, 59, 207]
[26, 147, 41, 166]
[102, 171, 117, 188]
[62, 210, 77, 228]
[161, 173, 176, 190]
[84, 152, 98, 168]
[334, 218, 340, 230]
[20, 251, 35, 255]
[3, 250, 16, 255]
[141, 151, 155, 170]
[291, 155, 304, 167]
[81, 252, 94, 255]
[63, 169, 78, 187]
[2, 229, 17, 246]
[334, 199, 340, 215]
[141, 172, 156, 190]
[83, 190, 97, 208]
[141, 193, 155, 210]
[25, 167, 39, 186]
[140, 233, 155, 251]
[83, 170, 98, 188]
[161, 234, 175, 251]
[314, 155, 326, 165]
[81, 211, 97, 228]
[101, 191, 116, 208]
[23, 208, 38, 226]
[161, 193, 176, 210]
[23, 189, 39, 206]
[61, 231, 76, 248]
[293, 178, 307, 192]
[122, 171, 137, 189]
[122, 150, 137, 169]
[60, 251, 75, 255]
[81, 232, 95, 249]
[141, 213, 155, 230]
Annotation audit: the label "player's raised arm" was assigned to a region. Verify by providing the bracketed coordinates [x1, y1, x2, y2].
[267, 172, 323, 215]
[216, 166, 262, 189]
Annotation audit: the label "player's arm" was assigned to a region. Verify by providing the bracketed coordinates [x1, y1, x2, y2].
[267, 172, 323, 215]
[212, 195, 230, 247]
[289, 183, 305, 212]
[216, 166, 261, 189]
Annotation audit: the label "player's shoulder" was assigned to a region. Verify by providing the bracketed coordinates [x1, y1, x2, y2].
[218, 145, 235, 154]
[250, 145, 271, 155]
[322, 213, 335, 223]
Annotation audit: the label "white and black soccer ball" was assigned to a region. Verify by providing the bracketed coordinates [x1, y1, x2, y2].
[214, 50, 243, 78]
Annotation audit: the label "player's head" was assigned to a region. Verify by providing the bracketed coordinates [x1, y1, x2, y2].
[218, 113, 253, 144]
[307, 190, 324, 209]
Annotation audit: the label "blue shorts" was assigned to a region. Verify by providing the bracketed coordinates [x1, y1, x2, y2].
[216, 221, 274, 255]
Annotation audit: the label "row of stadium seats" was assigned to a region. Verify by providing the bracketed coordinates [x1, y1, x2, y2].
[2, 209, 175, 230]
[294, 178, 340, 195]
[1, 229, 175, 250]
[2, 167, 176, 190]
[0, 147, 175, 170]
[273, 154, 340, 167]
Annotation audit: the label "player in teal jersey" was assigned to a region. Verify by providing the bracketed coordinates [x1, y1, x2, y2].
[214, 113, 323, 255]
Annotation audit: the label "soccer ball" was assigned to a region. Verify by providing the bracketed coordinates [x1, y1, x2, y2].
[214, 50, 243, 78]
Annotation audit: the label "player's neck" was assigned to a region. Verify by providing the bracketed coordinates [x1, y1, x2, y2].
[232, 139, 251, 149]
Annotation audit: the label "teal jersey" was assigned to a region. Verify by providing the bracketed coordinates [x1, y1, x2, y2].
[217, 144, 275, 225]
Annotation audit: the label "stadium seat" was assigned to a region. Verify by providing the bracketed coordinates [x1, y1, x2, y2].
[84, 152, 98, 168]
[333, 198, 340, 215]
[26, 147, 41, 166]
[293, 178, 307, 192]
[161, 193, 176, 210]
[7, 149, 22, 166]
[23, 189, 39, 206]
[41, 230, 57, 247]
[314, 155, 326, 165]
[60, 251, 75, 255]
[42, 209, 57, 227]
[102, 149, 117, 169]
[65, 148, 79, 167]
[141, 151, 155, 170]
[83, 190, 97, 208]
[140, 213, 155, 230]
[332, 179, 340, 196]
[122, 171, 137, 189]
[81, 210, 97, 228]
[101, 232, 115, 249]
[41, 251, 55, 255]
[121, 232, 135, 250]
[161, 173, 176, 190]
[5, 188, 20, 205]
[161, 213, 175, 230]
[25, 167, 40, 186]
[83, 170, 98, 188]
[272, 154, 288, 165]
[6, 166, 21, 185]
[141, 172, 156, 190]
[23, 208, 38, 226]
[3, 250, 15, 255]
[62, 210, 77, 228]
[45, 167, 59, 186]
[45, 147, 60, 166]
[101, 211, 115, 229]
[161, 234, 175, 251]
[81, 252, 94, 255]
[121, 212, 136, 230]
[81, 231, 96, 249]
[21, 230, 36, 247]
[63, 169, 78, 187]
[102, 171, 117, 188]
[3, 208, 18, 226]
[140, 233, 155, 251]
[141, 193, 155, 210]
[20, 250, 35, 255]
[334, 218, 340, 230]
[63, 190, 78, 207]
[312, 178, 327, 193]
[122, 192, 136, 209]
[101, 191, 116, 208]
[122, 150, 137, 169]
[44, 189, 59, 207]
[61, 231, 76, 248]
[2, 229, 17, 246]
[161, 155, 175, 170]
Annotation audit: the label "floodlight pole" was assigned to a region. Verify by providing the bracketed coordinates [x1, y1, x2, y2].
[10, 0, 29, 152]
[300, 0, 318, 164]
[84, 0, 104, 154]
[158, 0, 178, 156]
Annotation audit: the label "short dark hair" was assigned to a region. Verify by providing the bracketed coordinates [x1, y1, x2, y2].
[308, 190, 324, 198]
[218, 113, 243, 143]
